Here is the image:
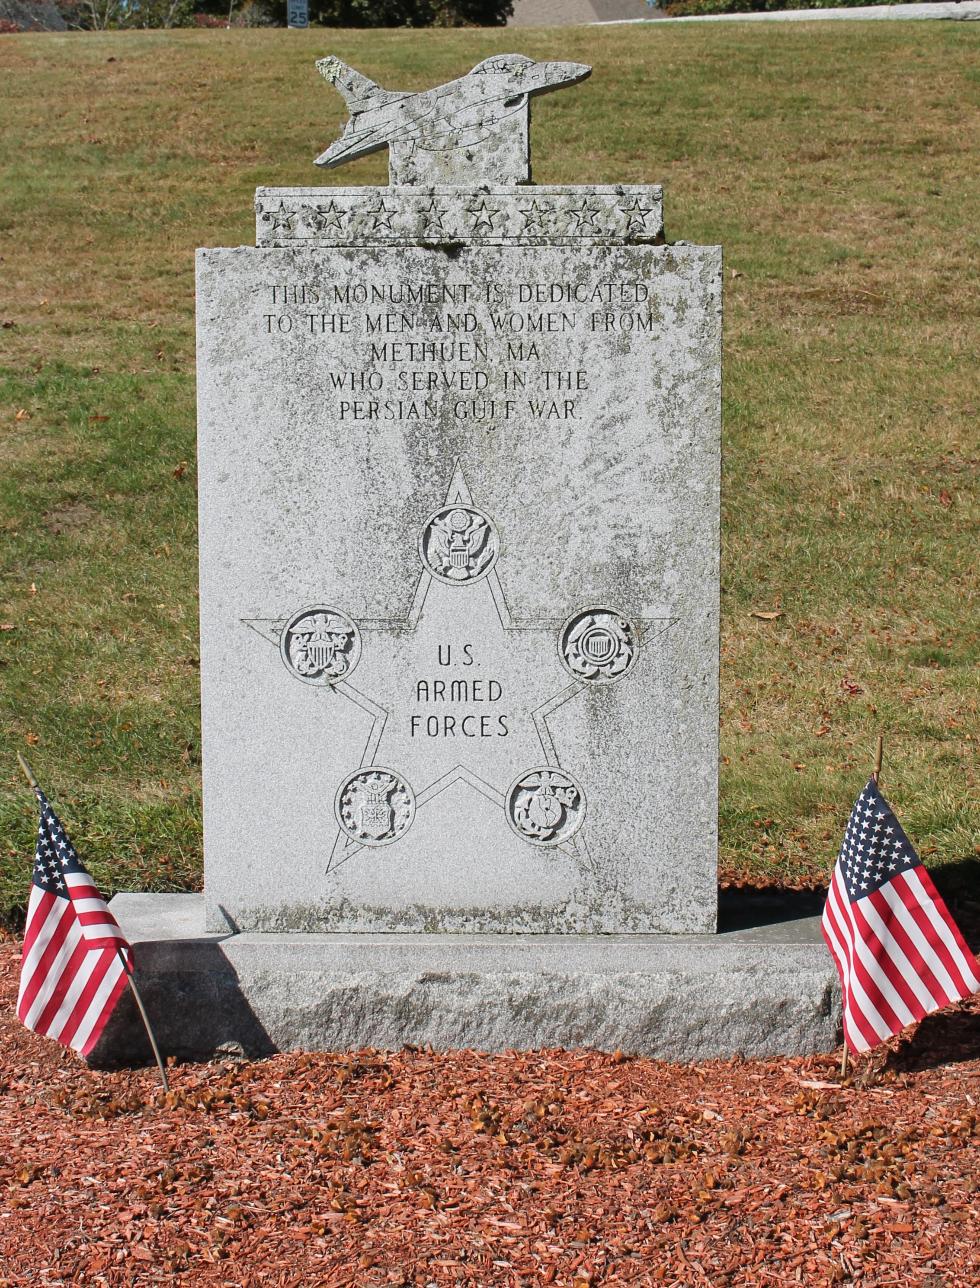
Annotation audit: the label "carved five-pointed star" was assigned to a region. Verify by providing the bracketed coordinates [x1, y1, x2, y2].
[420, 197, 449, 234]
[619, 197, 654, 234]
[365, 199, 395, 232]
[244, 462, 674, 872]
[267, 201, 294, 236]
[466, 198, 498, 233]
[566, 201, 602, 234]
[518, 199, 552, 233]
[310, 200, 345, 233]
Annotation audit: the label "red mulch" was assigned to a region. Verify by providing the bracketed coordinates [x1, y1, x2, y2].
[1, 941, 978, 1288]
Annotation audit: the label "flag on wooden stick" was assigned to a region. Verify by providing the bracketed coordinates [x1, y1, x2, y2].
[17, 786, 132, 1058]
[822, 778, 979, 1054]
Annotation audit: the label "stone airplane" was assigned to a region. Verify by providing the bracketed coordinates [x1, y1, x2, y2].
[314, 53, 592, 186]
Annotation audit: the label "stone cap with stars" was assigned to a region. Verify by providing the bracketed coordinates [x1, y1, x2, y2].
[254, 186, 665, 249]
[838, 778, 921, 903]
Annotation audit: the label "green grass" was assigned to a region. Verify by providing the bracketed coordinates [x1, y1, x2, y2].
[1, 26, 978, 923]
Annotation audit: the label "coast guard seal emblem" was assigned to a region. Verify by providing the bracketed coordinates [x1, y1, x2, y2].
[559, 607, 637, 683]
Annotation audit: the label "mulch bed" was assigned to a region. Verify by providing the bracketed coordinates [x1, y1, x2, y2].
[1, 939, 978, 1288]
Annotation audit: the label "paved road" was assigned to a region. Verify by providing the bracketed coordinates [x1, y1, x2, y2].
[509, 0, 979, 22]
[509, 0, 653, 25]
[598, 1, 980, 23]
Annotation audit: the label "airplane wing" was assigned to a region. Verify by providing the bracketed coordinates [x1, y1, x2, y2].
[315, 93, 442, 168]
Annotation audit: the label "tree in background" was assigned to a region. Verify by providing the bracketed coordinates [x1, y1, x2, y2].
[57, 0, 192, 24]
[192, 0, 512, 25]
[55, 0, 510, 24]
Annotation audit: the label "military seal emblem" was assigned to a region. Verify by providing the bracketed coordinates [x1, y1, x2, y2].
[506, 767, 585, 847]
[419, 505, 499, 584]
[335, 767, 416, 846]
[280, 605, 361, 685]
[559, 608, 638, 683]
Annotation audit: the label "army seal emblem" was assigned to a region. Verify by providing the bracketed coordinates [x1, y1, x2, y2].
[506, 766, 585, 847]
[419, 505, 499, 584]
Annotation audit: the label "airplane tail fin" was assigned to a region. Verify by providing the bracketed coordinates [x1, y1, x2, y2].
[316, 56, 405, 114]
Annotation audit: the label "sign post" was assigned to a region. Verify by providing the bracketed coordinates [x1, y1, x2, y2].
[287, 0, 308, 27]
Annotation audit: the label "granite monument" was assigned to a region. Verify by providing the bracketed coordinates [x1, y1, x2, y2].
[98, 56, 840, 1063]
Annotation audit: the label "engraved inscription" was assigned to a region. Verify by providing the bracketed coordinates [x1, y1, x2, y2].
[335, 768, 415, 846]
[412, 646, 509, 739]
[280, 606, 361, 684]
[419, 505, 499, 584]
[559, 608, 638, 683]
[507, 767, 585, 847]
[255, 271, 656, 426]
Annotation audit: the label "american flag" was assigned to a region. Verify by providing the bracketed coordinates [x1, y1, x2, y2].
[17, 788, 132, 1057]
[822, 778, 979, 1054]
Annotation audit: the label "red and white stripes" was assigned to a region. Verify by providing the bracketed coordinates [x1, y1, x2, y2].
[822, 864, 980, 1054]
[17, 873, 131, 1058]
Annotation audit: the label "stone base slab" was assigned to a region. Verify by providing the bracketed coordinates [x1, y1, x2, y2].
[89, 894, 841, 1066]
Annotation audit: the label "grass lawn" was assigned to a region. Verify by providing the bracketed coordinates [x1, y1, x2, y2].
[0, 24, 977, 924]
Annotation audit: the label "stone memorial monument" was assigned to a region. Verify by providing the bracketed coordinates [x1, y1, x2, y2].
[98, 55, 840, 1063]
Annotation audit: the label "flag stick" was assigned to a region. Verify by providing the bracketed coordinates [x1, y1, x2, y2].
[16, 752, 40, 793]
[842, 733, 885, 1080]
[118, 947, 169, 1093]
[17, 755, 170, 1094]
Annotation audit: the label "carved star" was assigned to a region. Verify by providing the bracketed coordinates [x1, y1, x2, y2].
[267, 201, 294, 237]
[420, 197, 450, 234]
[366, 199, 395, 232]
[308, 200, 345, 233]
[466, 198, 499, 234]
[566, 200, 602, 234]
[619, 197, 655, 234]
[244, 461, 675, 874]
[518, 199, 552, 233]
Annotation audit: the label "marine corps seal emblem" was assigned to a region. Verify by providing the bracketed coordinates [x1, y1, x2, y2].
[506, 767, 585, 847]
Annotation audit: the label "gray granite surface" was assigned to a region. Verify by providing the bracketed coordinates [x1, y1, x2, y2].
[196, 232, 721, 935]
[89, 894, 841, 1065]
[255, 186, 664, 247]
[197, 57, 720, 938]
[313, 54, 591, 186]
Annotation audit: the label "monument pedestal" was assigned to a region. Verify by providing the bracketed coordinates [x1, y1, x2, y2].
[101, 55, 841, 1071]
[88, 894, 841, 1066]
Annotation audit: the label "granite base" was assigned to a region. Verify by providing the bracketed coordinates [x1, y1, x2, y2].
[88, 894, 841, 1066]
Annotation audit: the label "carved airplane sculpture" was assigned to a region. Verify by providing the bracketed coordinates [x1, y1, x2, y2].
[314, 53, 591, 186]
